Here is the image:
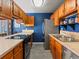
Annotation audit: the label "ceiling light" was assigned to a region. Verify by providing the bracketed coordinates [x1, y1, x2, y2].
[32, 0, 45, 7]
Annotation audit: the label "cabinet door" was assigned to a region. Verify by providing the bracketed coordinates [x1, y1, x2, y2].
[65, 0, 76, 15]
[0, 0, 2, 11]
[59, 3, 65, 18]
[50, 36, 56, 59]
[2, 50, 13, 59]
[2, 0, 12, 19]
[13, 2, 19, 18]
[51, 40, 55, 59]
[14, 49, 23, 59]
[19, 9, 23, 19]
[54, 10, 59, 26]
[77, 0, 79, 14]
[30, 16, 34, 26]
[14, 42, 23, 59]
[55, 41, 62, 59]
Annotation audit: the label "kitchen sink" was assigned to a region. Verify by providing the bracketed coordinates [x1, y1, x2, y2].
[53, 34, 79, 42]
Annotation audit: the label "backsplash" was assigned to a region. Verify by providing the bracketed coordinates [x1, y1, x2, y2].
[60, 30, 79, 40]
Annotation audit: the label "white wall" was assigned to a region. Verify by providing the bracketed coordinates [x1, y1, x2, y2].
[14, 0, 64, 13]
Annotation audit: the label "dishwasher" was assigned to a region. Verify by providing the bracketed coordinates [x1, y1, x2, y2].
[63, 47, 72, 59]
[7, 34, 31, 59]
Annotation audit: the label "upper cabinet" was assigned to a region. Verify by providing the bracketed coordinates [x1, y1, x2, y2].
[25, 16, 34, 26]
[54, 10, 59, 26]
[77, 0, 79, 13]
[65, 0, 76, 15]
[59, 3, 65, 19]
[23, 15, 34, 26]
[12, 2, 20, 19]
[0, 0, 12, 19]
[0, 0, 2, 11]
[29, 16, 34, 26]
[12, 1, 25, 20]
[50, 14, 54, 20]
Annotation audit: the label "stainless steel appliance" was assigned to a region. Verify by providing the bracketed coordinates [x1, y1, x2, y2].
[7, 34, 31, 59]
[63, 47, 79, 59]
[71, 53, 79, 59]
[43, 19, 59, 50]
[63, 47, 72, 59]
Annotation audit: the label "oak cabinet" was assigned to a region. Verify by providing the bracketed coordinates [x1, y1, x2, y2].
[50, 36, 62, 59]
[14, 42, 23, 59]
[23, 15, 28, 24]
[59, 3, 65, 18]
[55, 41, 62, 59]
[1, 42, 23, 59]
[2, 51, 13, 59]
[0, 0, 2, 11]
[12, 2, 20, 19]
[0, 0, 12, 19]
[77, 0, 79, 14]
[65, 0, 76, 15]
[14, 49, 23, 59]
[29, 16, 34, 26]
[24, 16, 34, 26]
[54, 10, 59, 26]
[19, 9, 24, 19]
[50, 36, 55, 59]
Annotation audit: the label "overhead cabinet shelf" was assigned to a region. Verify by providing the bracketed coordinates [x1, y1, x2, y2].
[50, 0, 77, 26]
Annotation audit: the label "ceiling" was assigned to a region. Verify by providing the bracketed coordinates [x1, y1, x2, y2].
[14, 0, 64, 13]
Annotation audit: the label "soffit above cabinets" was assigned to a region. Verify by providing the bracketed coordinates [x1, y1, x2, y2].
[14, 0, 64, 13]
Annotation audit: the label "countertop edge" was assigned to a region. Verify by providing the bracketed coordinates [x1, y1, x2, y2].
[49, 34, 79, 57]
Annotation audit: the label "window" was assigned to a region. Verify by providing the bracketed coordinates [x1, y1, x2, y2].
[14, 20, 20, 28]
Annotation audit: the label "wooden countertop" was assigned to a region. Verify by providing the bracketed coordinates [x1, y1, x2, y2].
[49, 34, 79, 57]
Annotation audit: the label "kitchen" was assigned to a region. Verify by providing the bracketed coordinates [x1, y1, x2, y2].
[0, 0, 79, 59]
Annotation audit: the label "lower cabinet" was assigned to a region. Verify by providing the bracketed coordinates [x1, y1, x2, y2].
[50, 36, 62, 59]
[2, 51, 13, 59]
[14, 49, 23, 59]
[50, 36, 56, 59]
[1, 42, 23, 59]
[71, 53, 79, 59]
[55, 41, 62, 59]
[14, 42, 23, 59]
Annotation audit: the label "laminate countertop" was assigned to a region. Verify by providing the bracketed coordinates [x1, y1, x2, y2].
[49, 34, 79, 57]
[0, 31, 34, 58]
[0, 38, 23, 58]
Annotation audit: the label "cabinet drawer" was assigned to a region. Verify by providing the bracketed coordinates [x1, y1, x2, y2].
[2, 50, 13, 59]
[14, 42, 23, 54]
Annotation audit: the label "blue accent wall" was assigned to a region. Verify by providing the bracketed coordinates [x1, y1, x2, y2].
[27, 13, 52, 42]
[12, 13, 52, 42]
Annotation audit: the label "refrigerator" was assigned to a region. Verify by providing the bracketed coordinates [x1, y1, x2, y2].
[43, 19, 59, 50]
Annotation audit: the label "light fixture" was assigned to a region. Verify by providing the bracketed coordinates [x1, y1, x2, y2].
[32, 0, 45, 7]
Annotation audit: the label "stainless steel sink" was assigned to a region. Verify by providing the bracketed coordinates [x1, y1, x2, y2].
[53, 34, 79, 42]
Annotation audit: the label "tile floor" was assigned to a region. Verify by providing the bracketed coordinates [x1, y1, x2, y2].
[30, 43, 52, 59]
